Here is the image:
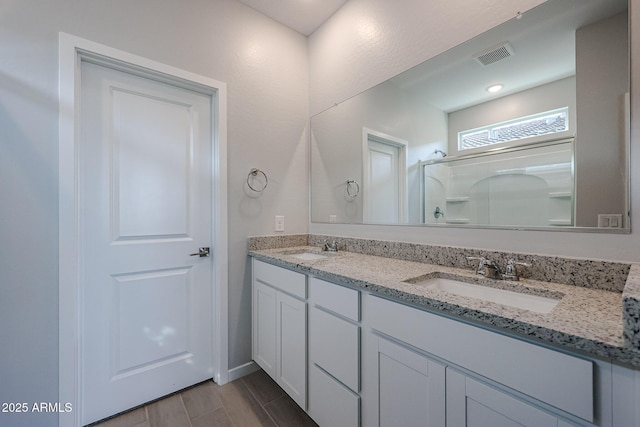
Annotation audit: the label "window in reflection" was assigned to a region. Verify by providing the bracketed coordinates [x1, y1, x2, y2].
[459, 107, 569, 151]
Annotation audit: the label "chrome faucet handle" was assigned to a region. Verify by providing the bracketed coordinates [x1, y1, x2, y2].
[466, 256, 488, 275]
[323, 239, 338, 252]
[503, 259, 531, 281]
[483, 260, 502, 279]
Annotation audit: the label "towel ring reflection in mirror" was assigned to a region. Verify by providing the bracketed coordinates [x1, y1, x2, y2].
[345, 179, 360, 199]
[247, 168, 268, 192]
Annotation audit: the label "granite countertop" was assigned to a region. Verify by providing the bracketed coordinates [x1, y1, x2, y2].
[250, 245, 640, 368]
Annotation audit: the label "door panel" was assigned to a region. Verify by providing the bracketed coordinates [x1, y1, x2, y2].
[112, 89, 193, 239]
[376, 336, 446, 427]
[112, 268, 191, 376]
[446, 368, 561, 427]
[466, 399, 522, 427]
[80, 61, 214, 425]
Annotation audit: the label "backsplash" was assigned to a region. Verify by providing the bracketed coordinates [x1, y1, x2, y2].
[248, 233, 309, 251]
[248, 234, 630, 292]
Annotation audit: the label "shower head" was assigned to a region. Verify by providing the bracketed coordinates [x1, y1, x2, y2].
[434, 149, 447, 158]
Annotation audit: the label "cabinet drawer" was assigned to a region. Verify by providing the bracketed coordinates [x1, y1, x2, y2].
[309, 306, 359, 392]
[366, 294, 594, 422]
[253, 259, 306, 299]
[309, 277, 359, 321]
[308, 364, 359, 427]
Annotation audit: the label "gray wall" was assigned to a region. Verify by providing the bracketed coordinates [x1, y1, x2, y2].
[0, 1, 308, 425]
[575, 12, 629, 226]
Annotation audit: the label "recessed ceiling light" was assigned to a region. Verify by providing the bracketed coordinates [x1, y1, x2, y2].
[487, 84, 503, 93]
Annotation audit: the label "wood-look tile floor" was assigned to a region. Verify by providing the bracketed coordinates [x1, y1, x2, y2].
[92, 370, 318, 427]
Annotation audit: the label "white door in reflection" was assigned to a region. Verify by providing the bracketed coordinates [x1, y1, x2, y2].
[80, 61, 214, 425]
[363, 129, 407, 224]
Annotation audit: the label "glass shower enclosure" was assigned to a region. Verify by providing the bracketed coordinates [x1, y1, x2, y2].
[421, 139, 574, 228]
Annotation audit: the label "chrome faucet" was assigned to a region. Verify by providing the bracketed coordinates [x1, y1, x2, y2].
[467, 257, 531, 280]
[502, 259, 531, 281]
[323, 239, 338, 252]
[466, 256, 502, 280]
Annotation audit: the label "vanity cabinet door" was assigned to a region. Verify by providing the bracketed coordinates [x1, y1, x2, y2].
[252, 259, 307, 410]
[365, 294, 593, 421]
[446, 368, 575, 427]
[373, 334, 446, 427]
[252, 280, 277, 378]
[276, 291, 307, 409]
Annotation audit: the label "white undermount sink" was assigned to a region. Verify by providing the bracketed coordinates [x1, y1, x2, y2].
[416, 277, 560, 314]
[289, 252, 328, 261]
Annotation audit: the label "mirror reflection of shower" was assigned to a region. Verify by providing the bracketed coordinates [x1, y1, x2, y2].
[422, 139, 574, 227]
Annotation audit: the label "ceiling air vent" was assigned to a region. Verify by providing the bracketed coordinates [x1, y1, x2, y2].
[473, 42, 515, 66]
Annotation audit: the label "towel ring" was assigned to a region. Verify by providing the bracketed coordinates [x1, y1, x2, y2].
[247, 168, 268, 192]
[345, 179, 360, 199]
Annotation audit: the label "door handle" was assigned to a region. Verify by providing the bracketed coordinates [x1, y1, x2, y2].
[190, 247, 210, 257]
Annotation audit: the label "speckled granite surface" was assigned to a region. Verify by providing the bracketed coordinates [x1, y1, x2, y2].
[248, 236, 640, 368]
[623, 264, 640, 350]
[308, 235, 630, 292]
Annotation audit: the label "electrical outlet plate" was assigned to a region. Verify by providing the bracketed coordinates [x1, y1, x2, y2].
[598, 214, 623, 228]
[329, 215, 337, 223]
[275, 215, 285, 232]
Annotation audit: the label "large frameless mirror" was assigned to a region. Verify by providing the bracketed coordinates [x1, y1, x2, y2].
[310, 0, 629, 232]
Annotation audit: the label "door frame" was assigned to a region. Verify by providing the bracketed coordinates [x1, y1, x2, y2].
[58, 33, 228, 426]
[361, 127, 408, 223]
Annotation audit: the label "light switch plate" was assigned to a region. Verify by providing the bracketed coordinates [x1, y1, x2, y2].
[275, 215, 285, 232]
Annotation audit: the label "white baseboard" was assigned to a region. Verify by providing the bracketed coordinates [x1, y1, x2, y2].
[228, 361, 260, 382]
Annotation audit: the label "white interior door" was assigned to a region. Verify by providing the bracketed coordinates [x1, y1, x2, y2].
[80, 60, 214, 425]
[365, 138, 402, 223]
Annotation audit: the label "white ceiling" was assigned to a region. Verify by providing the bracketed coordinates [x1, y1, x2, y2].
[236, 0, 349, 36]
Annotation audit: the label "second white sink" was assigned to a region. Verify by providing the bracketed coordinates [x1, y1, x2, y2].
[417, 277, 560, 314]
[290, 252, 328, 261]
